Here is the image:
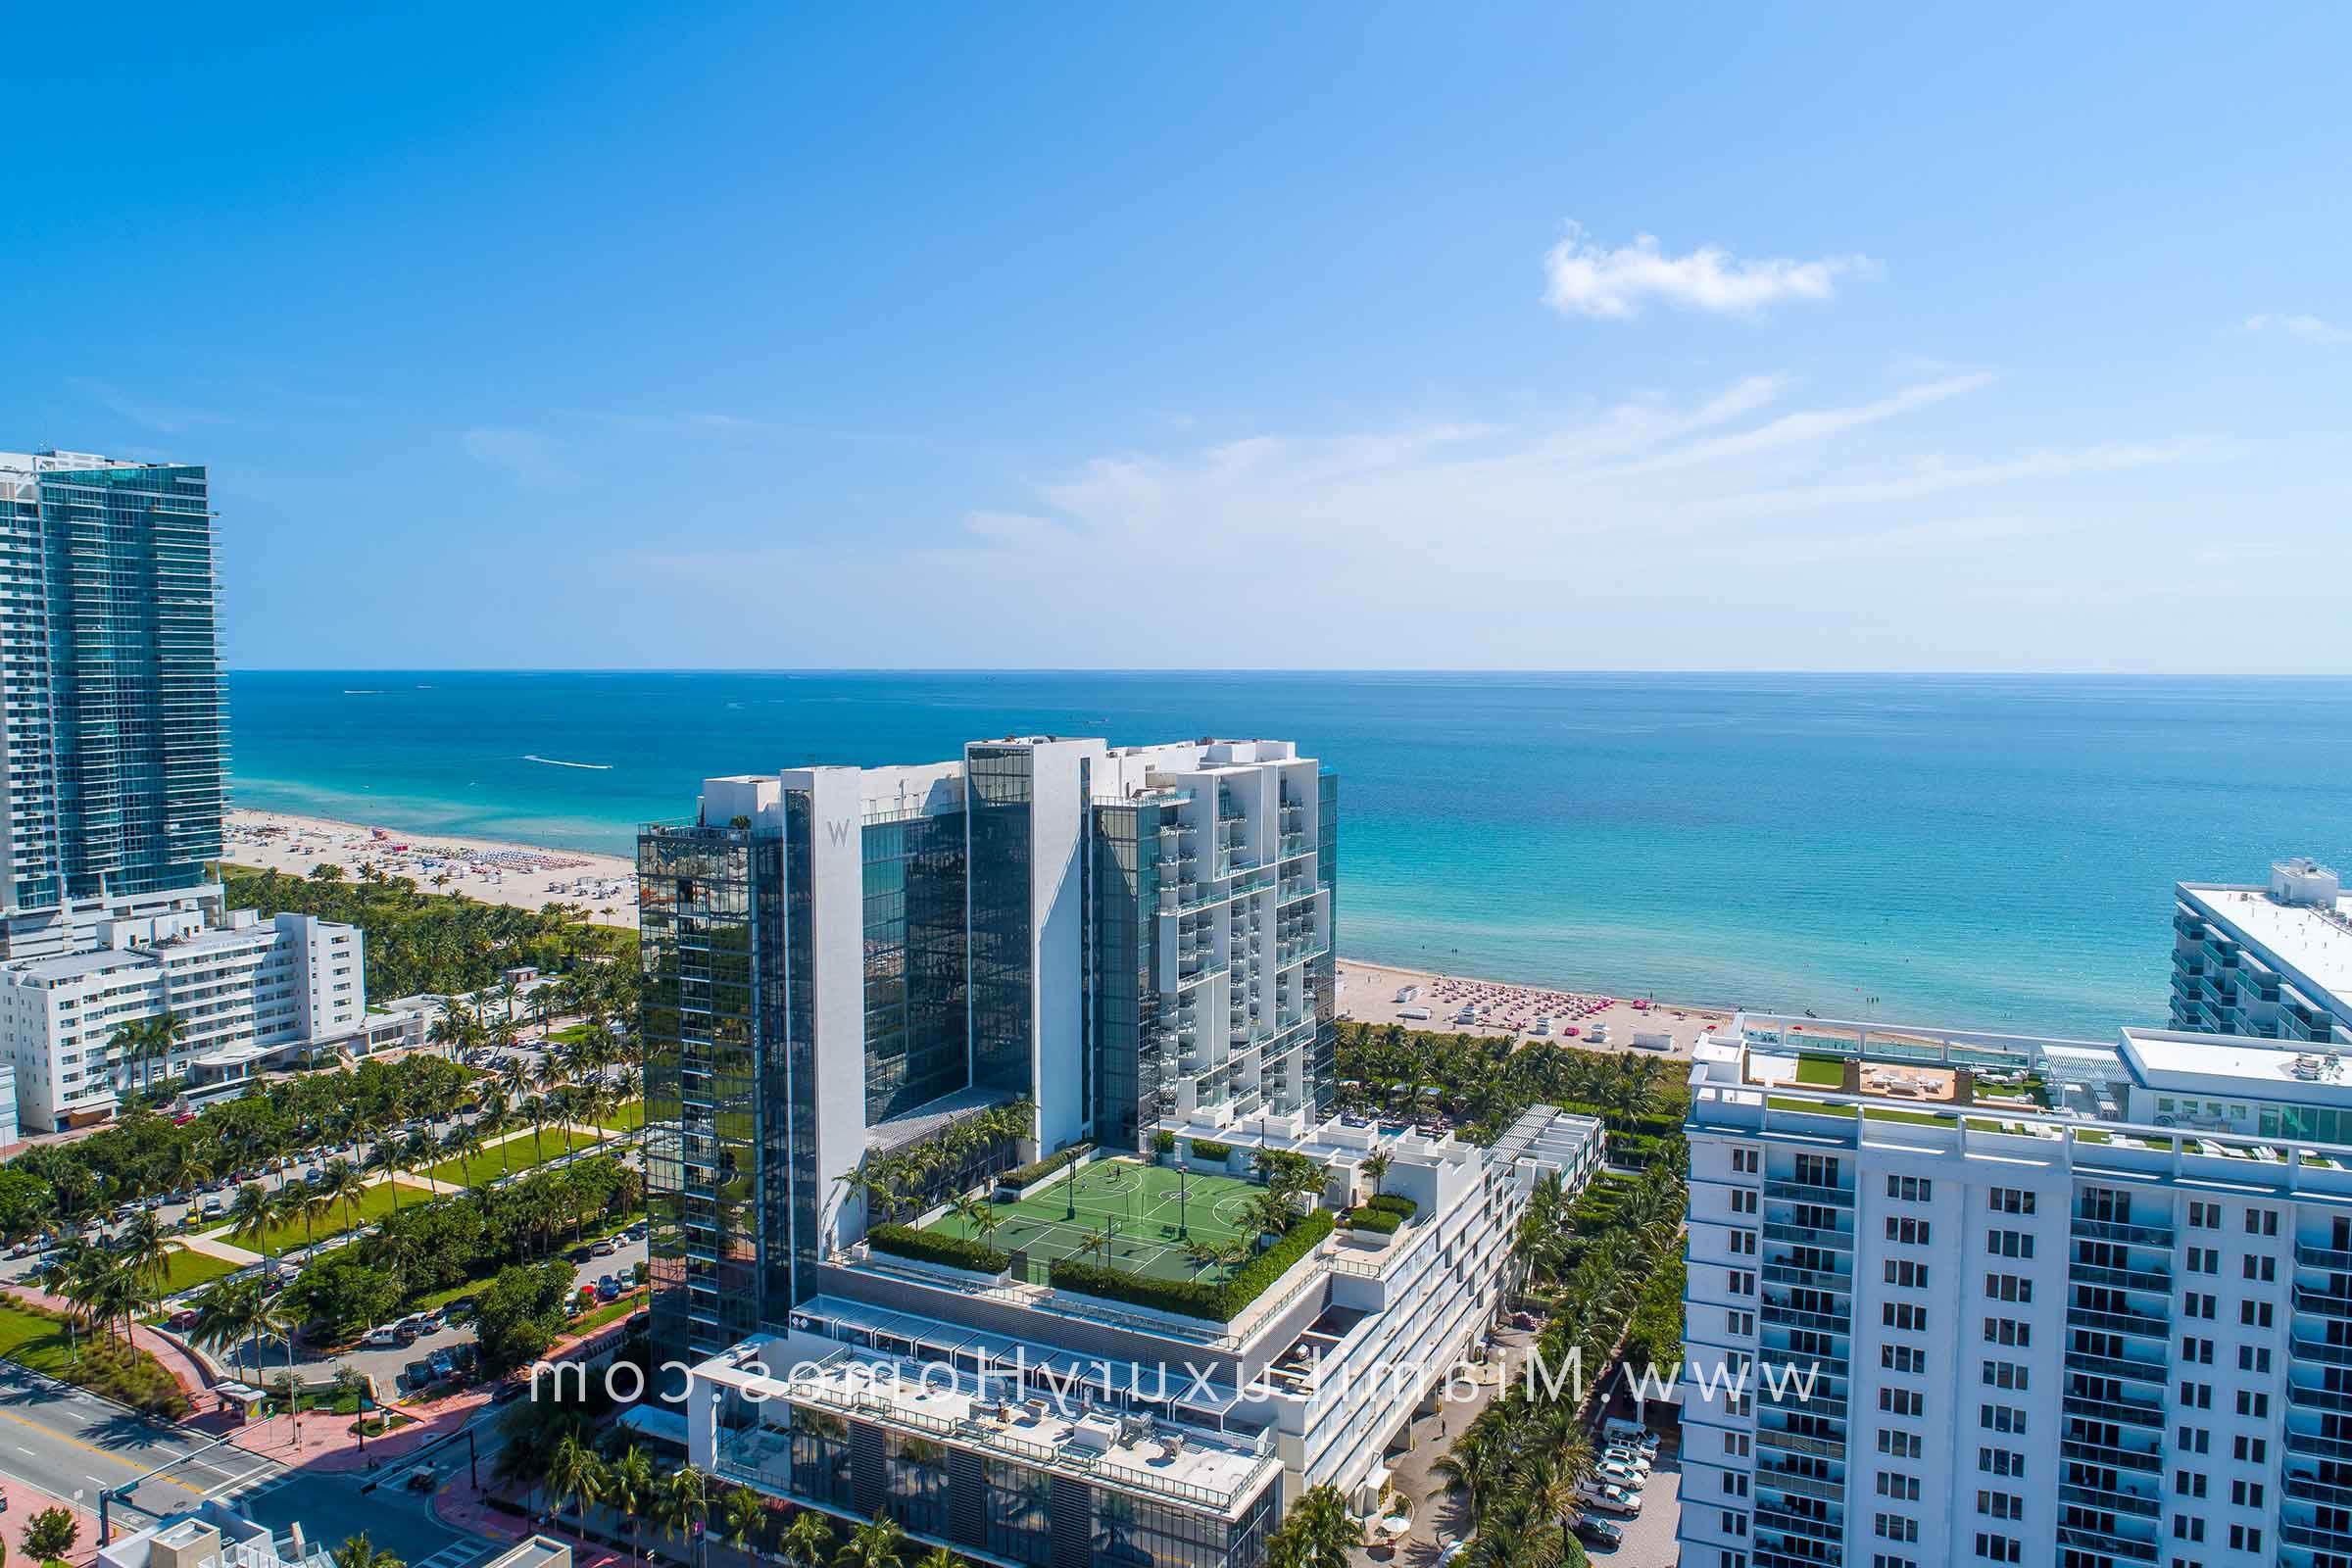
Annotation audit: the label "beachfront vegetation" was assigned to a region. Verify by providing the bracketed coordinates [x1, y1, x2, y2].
[0, 1286, 193, 1417]
[1334, 1019, 1689, 1152]
[217, 861, 637, 1002]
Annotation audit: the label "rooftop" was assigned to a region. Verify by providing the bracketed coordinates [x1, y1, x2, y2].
[703, 1328, 1280, 1516]
[2180, 877, 2352, 1007]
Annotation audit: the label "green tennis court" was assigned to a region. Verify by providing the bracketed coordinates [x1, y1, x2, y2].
[924, 1157, 1269, 1284]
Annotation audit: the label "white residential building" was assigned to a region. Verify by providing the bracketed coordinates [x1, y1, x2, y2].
[2172, 857, 2352, 1046]
[1680, 1009, 2352, 1568]
[683, 1105, 1603, 1564]
[0, 906, 363, 1130]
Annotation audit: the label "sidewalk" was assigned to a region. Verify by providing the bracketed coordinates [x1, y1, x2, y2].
[433, 1481, 632, 1568]
[1351, 1322, 1533, 1568]
[2, 1474, 101, 1566]
[177, 1234, 264, 1265]
[227, 1386, 497, 1473]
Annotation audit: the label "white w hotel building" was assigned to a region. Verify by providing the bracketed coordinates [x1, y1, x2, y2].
[1681, 1008, 2352, 1568]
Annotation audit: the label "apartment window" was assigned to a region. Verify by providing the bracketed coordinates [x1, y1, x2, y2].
[2238, 1345, 2272, 1373]
[2178, 1425, 2211, 1454]
[1886, 1217, 1932, 1245]
[1984, 1272, 2032, 1302]
[2179, 1381, 2212, 1408]
[1976, 1491, 2023, 1521]
[2229, 1526, 2263, 1552]
[1719, 1554, 1745, 1568]
[2186, 1246, 2219, 1274]
[1987, 1188, 2035, 1215]
[1884, 1302, 1928, 1332]
[1975, 1534, 2021, 1564]
[1878, 1429, 1923, 1460]
[1732, 1148, 1759, 1174]
[2235, 1390, 2270, 1418]
[1873, 1557, 1917, 1568]
[2230, 1479, 2266, 1507]
[1723, 1474, 1749, 1498]
[1881, 1388, 1924, 1417]
[2171, 1517, 2205, 1544]
[2245, 1206, 2278, 1236]
[1726, 1309, 1754, 1336]
[1720, 1511, 1747, 1538]
[1979, 1403, 2026, 1435]
[1883, 1345, 1925, 1373]
[1887, 1175, 1933, 1201]
[2240, 1298, 2275, 1328]
[2180, 1335, 2213, 1362]
[2242, 1254, 2276, 1283]
[1980, 1446, 2024, 1477]
[1722, 1432, 1750, 1458]
[1984, 1317, 2030, 1348]
[1730, 1230, 1757, 1256]
[2185, 1292, 2216, 1319]
[1728, 1269, 1754, 1296]
[1876, 1474, 1921, 1501]
[2188, 1200, 2221, 1229]
[1731, 1189, 1758, 1215]
[1985, 1230, 2034, 1259]
[2174, 1470, 2207, 1498]
[1874, 1515, 1919, 1544]
[1885, 1259, 1930, 1289]
[2232, 1435, 2267, 1464]
[1982, 1360, 2029, 1392]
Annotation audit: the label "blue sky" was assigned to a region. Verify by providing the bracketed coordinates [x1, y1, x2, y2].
[8, 5, 2348, 671]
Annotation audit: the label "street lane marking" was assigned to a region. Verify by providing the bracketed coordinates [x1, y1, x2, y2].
[0, 1408, 205, 1496]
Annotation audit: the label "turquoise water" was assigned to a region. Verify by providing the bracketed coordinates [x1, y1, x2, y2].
[227, 671, 2352, 1038]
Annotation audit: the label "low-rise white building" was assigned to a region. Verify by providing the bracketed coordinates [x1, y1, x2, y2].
[0, 906, 364, 1130]
[2172, 857, 2352, 1045]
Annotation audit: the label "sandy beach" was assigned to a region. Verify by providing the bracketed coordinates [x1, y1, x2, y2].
[1337, 957, 1731, 1059]
[224, 808, 639, 926]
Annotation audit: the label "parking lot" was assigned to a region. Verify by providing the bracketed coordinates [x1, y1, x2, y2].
[1603, 1441, 1681, 1565]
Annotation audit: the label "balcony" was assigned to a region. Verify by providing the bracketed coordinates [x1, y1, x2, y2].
[1753, 1467, 1840, 1503]
[1751, 1506, 1841, 1544]
[2298, 1288, 2352, 1320]
[1763, 1178, 1853, 1207]
[2065, 1347, 2167, 1384]
[2287, 1382, 2352, 1415]
[1754, 1426, 1844, 1463]
[1762, 1220, 1853, 1251]
[2298, 1241, 2352, 1271]
[2069, 1261, 2173, 1295]
[2057, 1524, 2154, 1562]
[2059, 1480, 2160, 1518]
[1760, 1261, 1850, 1293]
[2066, 1304, 2169, 1340]
[2060, 1437, 2160, 1474]
[2061, 1388, 2165, 1430]
[2072, 1217, 2175, 1250]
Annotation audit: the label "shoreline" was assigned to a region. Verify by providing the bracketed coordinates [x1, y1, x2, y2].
[225, 809, 1733, 1051]
[1337, 957, 1729, 1059]
[224, 808, 639, 927]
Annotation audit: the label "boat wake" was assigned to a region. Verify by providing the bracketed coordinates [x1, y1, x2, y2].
[523, 755, 613, 770]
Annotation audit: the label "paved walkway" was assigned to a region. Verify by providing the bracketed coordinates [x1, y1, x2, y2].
[177, 1233, 264, 1265]
[1351, 1323, 1534, 1568]
[228, 1385, 496, 1473]
[2, 1474, 101, 1566]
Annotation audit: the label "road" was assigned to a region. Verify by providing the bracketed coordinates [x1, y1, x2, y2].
[0, 1359, 494, 1566]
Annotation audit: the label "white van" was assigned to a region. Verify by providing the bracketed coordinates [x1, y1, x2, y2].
[1397, 1006, 1433, 1021]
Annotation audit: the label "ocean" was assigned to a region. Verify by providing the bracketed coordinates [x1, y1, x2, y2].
[227, 670, 2352, 1039]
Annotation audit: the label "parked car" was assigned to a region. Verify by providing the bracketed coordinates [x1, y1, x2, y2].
[1594, 1459, 1646, 1491]
[1571, 1515, 1623, 1549]
[403, 1358, 437, 1388]
[427, 1350, 456, 1380]
[166, 1308, 200, 1332]
[1576, 1482, 1640, 1516]
[1602, 1419, 1658, 1452]
[591, 1239, 617, 1257]
[361, 1325, 404, 1348]
[1602, 1446, 1652, 1476]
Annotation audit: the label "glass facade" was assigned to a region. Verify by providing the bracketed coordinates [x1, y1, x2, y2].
[0, 461, 224, 911]
[966, 746, 1035, 1095]
[1093, 1486, 1277, 1568]
[982, 1458, 1054, 1567]
[638, 822, 773, 1370]
[1090, 798, 1166, 1150]
[1311, 768, 1340, 1115]
[861, 810, 969, 1118]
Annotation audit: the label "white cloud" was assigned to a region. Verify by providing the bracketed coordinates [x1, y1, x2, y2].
[461, 427, 576, 490]
[1543, 221, 1878, 320]
[2245, 313, 2352, 345]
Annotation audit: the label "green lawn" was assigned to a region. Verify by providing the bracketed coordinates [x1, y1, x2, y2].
[423, 1127, 604, 1188]
[567, 1288, 650, 1335]
[599, 1099, 645, 1133]
[1862, 1105, 1946, 1126]
[224, 1178, 439, 1255]
[1792, 1054, 1845, 1087]
[925, 1157, 1267, 1286]
[159, 1246, 239, 1295]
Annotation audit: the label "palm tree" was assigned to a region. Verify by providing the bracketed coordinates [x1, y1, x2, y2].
[723, 1486, 768, 1564]
[319, 1160, 366, 1234]
[910, 1551, 959, 1568]
[1284, 1485, 1362, 1568]
[831, 1514, 905, 1568]
[546, 1431, 604, 1529]
[610, 1444, 656, 1567]
[1245, 1190, 1298, 1240]
[949, 1194, 997, 1250]
[333, 1535, 405, 1568]
[1359, 1151, 1392, 1198]
[191, 1276, 268, 1387]
[658, 1466, 711, 1568]
[227, 1182, 276, 1258]
[1184, 1237, 1250, 1276]
[779, 1511, 833, 1568]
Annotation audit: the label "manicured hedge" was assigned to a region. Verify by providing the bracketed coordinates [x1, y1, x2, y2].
[1004, 1143, 1093, 1189]
[1051, 1210, 1336, 1321]
[866, 1224, 1008, 1275]
[1153, 1131, 1177, 1154]
[1191, 1140, 1234, 1162]
[1365, 1193, 1417, 1218]
[1346, 1207, 1402, 1235]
